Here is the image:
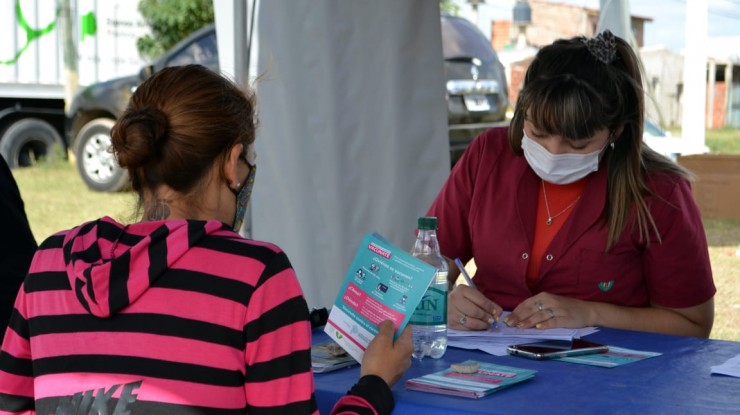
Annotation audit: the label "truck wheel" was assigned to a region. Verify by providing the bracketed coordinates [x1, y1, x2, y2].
[75, 118, 129, 192]
[0, 118, 63, 168]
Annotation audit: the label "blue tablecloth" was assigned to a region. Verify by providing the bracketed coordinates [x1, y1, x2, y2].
[313, 328, 740, 414]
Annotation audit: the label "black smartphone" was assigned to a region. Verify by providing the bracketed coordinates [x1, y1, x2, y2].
[506, 339, 608, 360]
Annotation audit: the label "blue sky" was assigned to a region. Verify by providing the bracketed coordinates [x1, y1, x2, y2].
[453, 0, 740, 52]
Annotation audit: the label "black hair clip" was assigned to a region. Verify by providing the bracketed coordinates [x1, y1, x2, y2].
[582, 30, 617, 64]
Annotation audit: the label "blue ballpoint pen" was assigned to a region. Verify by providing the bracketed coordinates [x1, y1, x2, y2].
[454, 258, 476, 289]
[454, 258, 498, 328]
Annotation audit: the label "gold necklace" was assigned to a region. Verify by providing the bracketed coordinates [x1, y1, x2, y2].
[541, 180, 581, 226]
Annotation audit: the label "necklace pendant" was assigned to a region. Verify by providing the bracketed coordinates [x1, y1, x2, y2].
[546, 217, 553, 225]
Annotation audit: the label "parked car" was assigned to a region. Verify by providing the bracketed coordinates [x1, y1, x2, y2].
[67, 25, 218, 192]
[642, 119, 710, 161]
[441, 14, 509, 166]
[68, 16, 509, 191]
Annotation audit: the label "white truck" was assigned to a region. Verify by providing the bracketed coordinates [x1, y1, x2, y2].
[0, 0, 147, 168]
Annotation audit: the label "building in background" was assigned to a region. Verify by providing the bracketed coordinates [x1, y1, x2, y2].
[492, 1, 651, 114]
[705, 37, 740, 129]
[490, 0, 651, 50]
[473, 0, 740, 129]
[640, 46, 684, 128]
[638, 37, 740, 129]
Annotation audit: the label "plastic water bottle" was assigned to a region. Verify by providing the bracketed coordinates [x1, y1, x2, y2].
[409, 217, 448, 360]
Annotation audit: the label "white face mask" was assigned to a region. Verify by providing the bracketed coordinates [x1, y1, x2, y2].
[521, 131, 603, 184]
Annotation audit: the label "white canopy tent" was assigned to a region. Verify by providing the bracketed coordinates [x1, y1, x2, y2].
[214, 0, 450, 309]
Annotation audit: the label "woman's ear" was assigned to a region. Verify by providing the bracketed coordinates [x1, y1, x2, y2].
[612, 125, 625, 140]
[224, 143, 245, 189]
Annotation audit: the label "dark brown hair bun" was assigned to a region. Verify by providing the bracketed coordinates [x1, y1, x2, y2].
[113, 107, 169, 169]
[110, 64, 256, 209]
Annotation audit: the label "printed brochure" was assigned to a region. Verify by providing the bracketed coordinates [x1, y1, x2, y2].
[405, 360, 537, 398]
[324, 232, 437, 363]
[556, 346, 662, 367]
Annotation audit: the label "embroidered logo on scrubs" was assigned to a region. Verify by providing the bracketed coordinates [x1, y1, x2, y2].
[598, 281, 615, 292]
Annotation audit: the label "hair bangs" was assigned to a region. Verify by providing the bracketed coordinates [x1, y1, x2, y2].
[521, 76, 609, 141]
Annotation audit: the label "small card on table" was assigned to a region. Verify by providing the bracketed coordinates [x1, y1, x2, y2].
[405, 360, 536, 399]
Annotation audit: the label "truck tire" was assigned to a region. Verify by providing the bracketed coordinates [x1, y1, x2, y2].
[75, 118, 129, 192]
[0, 118, 64, 168]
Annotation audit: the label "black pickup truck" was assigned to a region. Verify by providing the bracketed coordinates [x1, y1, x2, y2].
[68, 17, 507, 192]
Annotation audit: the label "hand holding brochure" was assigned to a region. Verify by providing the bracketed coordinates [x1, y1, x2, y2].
[406, 360, 536, 398]
[324, 232, 437, 363]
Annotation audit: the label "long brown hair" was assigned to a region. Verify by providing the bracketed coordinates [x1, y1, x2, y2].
[509, 32, 690, 250]
[111, 65, 257, 216]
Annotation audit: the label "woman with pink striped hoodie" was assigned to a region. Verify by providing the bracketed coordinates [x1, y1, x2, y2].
[0, 64, 411, 415]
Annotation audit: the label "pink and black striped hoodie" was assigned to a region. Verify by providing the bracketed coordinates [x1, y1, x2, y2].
[0, 217, 391, 415]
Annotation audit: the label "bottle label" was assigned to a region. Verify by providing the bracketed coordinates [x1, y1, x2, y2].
[409, 286, 447, 325]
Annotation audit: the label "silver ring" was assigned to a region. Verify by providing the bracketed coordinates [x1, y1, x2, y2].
[546, 308, 555, 319]
[459, 315, 467, 325]
[536, 302, 543, 311]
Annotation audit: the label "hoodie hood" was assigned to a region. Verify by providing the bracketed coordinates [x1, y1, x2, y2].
[63, 216, 229, 318]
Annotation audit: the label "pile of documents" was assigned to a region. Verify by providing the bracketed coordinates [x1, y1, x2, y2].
[311, 341, 358, 373]
[447, 312, 599, 356]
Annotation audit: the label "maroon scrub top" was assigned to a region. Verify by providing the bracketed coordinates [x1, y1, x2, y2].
[428, 127, 715, 311]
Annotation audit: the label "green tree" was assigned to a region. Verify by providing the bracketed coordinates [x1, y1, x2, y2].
[136, 0, 214, 60]
[440, 0, 460, 15]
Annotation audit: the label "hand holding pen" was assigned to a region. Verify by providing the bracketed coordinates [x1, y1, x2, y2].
[448, 258, 502, 330]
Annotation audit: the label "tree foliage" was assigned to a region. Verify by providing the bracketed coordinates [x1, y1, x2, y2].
[440, 0, 460, 15]
[136, 0, 214, 60]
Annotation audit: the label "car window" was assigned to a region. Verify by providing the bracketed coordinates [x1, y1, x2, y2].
[441, 16, 496, 62]
[166, 32, 219, 70]
[644, 120, 667, 137]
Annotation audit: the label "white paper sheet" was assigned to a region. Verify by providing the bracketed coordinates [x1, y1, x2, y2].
[447, 312, 599, 356]
[711, 353, 740, 377]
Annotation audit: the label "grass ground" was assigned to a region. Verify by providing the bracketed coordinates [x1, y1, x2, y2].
[706, 127, 740, 154]
[13, 159, 136, 241]
[703, 218, 740, 341]
[9, 126, 740, 341]
[667, 126, 740, 154]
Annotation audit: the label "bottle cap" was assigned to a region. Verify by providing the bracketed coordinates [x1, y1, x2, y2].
[417, 216, 438, 230]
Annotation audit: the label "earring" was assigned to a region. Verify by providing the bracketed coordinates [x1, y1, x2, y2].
[234, 181, 241, 189]
[610, 142, 615, 149]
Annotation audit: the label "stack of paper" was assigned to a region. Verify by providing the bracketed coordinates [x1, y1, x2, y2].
[447, 313, 599, 356]
[311, 341, 358, 373]
[406, 360, 536, 398]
